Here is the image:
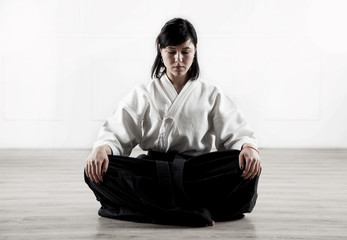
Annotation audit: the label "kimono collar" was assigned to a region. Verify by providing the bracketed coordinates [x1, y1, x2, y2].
[161, 73, 194, 102]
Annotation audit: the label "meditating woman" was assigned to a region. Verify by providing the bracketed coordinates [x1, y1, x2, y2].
[84, 18, 261, 227]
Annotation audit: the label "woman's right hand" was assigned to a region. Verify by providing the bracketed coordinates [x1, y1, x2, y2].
[85, 145, 112, 183]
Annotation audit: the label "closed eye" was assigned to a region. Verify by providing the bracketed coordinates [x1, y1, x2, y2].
[168, 51, 190, 54]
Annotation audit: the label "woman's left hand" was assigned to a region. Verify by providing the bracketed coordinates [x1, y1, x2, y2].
[239, 145, 261, 179]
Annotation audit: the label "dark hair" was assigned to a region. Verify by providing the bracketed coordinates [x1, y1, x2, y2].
[151, 18, 200, 80]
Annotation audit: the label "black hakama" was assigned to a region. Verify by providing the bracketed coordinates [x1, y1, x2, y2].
[84, 149, 260, 227]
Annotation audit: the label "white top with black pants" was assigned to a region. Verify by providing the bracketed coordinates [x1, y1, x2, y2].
[85, 74, 260, 226]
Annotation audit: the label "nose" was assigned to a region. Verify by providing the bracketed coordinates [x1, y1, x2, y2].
[175, 52, 183, 62]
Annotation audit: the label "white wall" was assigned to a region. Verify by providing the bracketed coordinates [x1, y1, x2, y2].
[1, 0, 347, 149]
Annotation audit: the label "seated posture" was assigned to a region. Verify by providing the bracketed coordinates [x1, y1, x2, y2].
[84, 18, 261, 227]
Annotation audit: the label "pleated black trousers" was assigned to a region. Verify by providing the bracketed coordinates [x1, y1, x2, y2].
[84, 149, 260, 227]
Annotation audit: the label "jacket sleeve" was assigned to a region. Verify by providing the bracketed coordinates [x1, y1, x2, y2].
[211, 89, 257, 151]
[92, 87, 146, 156]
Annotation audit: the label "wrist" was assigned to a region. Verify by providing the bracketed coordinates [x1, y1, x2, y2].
[97, 145, 113, 155]
[241, 144, 260, 155]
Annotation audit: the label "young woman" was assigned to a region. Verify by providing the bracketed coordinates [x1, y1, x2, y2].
[84, 18, 261, 227]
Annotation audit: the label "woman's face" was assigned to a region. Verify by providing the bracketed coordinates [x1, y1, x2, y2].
[160, 39, 196, 80]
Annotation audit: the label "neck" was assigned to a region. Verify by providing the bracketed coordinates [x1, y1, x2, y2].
[166, 72, 188, 94]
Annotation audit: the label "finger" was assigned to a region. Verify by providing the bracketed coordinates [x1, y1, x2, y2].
[85, 163, 90, 179]
[238, 153, 244, 171]
[88, 161, 95, 182]
[250, 162, 259, 179]
[242, 155, 251, 177]
[248, 160, 259, 179]
[87, 162, 93, 181]
[102, 157, 109, 175]
[93, 160, 101, 183]
[244, 160, 256, 179]
[96, 158, 103, 182]
[91, 161, 99, 183]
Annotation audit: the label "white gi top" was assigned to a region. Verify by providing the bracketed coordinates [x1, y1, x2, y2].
[93, 73, 257, 156]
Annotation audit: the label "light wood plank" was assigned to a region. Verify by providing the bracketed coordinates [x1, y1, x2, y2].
[0, 148, 347, 240]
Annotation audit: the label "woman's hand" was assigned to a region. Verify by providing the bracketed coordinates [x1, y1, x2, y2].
[85, 145, 112, 183]
[239, 144, 261, 179]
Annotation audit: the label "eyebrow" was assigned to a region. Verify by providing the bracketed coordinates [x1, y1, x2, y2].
[167, 46, 192, 49]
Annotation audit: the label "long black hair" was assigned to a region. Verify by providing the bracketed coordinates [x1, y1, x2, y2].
[151, 18, 200, 80]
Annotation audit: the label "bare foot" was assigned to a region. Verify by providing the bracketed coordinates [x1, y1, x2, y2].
[208, 220, 215, 226]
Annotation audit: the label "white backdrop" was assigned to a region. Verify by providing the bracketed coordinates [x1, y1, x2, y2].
[0, 0, 347, 149]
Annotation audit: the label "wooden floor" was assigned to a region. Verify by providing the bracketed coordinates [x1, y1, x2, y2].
[0, 148, 347, 240]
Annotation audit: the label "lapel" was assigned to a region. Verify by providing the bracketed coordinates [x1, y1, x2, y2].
[159, 74, 197, 118]
[160, 73, 178, 103]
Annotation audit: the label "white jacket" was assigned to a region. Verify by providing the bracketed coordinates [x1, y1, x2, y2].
[93, 74, 257, 156]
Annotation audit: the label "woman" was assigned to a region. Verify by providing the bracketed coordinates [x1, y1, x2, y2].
[85, 18, 261, 227]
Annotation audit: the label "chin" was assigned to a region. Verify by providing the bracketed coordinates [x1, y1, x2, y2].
[171, 71, 187, 76]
